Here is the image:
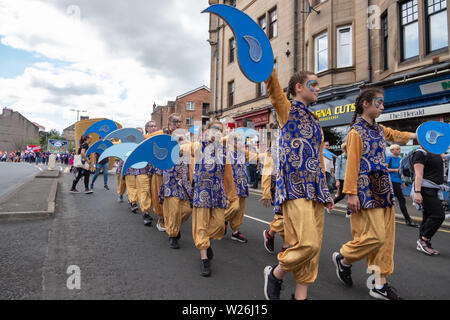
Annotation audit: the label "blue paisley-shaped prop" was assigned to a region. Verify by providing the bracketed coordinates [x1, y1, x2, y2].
[202, 4, 274, 83]
[83, 119, 119, 139]
[417, 121, 450, 154]
[85, 140, 113, 157]
[122, 134, 180, 173]
[98, 143, 147, 169]
[103, 128, 144, 144]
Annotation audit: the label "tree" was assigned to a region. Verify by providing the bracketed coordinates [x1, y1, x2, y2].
[40, 129, 65, 151]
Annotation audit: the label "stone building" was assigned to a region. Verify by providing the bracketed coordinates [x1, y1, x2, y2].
[207, 0, 450, 145]
[0, 107, 40, 151]
[151, 86, 211, 130]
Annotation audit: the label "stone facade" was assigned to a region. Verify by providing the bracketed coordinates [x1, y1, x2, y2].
[0, 108, 40, 151]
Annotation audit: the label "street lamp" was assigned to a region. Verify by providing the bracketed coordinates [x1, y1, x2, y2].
[70, 109, 87, 122]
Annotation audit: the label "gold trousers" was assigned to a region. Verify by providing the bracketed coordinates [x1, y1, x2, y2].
[192, 207, 225, 250]
[116, 174, 126, 196]
[278, 198, 324, 285]
[162, 197, 192, 237]
[270, 214, 285, 239]
[136, 174, 151, 213]
[151, 174, 163, 216]
[125, 175, 138, 203]
[340, 206, 395, 277]
[224, 197, 246, 231]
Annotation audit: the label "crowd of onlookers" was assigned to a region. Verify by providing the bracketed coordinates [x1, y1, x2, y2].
[0, 150, 75, 165]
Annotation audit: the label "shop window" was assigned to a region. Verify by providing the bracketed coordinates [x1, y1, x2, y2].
[400, 0, 419, 61]
[426, 0, 448, 52]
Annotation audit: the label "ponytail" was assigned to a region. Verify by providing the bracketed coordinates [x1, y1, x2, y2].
[350, 87, 384, 126]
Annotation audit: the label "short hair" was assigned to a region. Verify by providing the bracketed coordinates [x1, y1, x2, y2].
[390, 144, 400, 151]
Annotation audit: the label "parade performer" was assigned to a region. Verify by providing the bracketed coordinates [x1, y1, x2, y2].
[116, 159, 126, 203]
[263, 68, 334, 301]
[159, 132, 193, 249]
[332, 87, 416, 300]
[191, 120, 237, 277]
[223, 132, 258, 243]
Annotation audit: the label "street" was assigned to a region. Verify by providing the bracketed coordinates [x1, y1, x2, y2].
[0, 171, 449, 300]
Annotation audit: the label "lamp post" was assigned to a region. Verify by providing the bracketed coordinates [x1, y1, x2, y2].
[70, 109, 87, 122]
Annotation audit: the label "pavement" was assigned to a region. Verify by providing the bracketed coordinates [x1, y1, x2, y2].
[0, 167, 449, 300]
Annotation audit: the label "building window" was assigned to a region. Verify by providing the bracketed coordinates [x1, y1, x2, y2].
[426, 0, 448, 52]
[400, 0, 419, 60]
[382, 13, 389, 70]
[186, 101, 195, 111]
[269, 8, 278, 39]
[315, 32, 328, 73]
[259, 15, 266, 34]
[186, 117, 194, 126]
[229, 37, 235, 63]
[337, 26, 352, 68]
[257, 82, 267, 97]
[228, 81, 235, 107]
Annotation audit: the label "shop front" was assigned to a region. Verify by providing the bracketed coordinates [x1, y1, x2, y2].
[233, 107, 271, 131]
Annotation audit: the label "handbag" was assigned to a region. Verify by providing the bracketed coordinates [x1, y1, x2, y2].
[74, 154, 90, 170]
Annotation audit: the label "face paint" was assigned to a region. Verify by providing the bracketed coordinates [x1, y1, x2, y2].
[306, 80, 318, 93]
[374, 97, 384, 109]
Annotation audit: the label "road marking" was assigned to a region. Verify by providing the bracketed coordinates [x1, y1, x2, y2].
[244, 214, 270, 225]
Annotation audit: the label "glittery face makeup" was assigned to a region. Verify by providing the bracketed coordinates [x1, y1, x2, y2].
[374, 97, 384, 109]
[306, 80, 319, 93]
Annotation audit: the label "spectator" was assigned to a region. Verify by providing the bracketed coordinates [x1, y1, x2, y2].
[323, 141, 335, 192]
[90, 152, 110, 190]
[387, 144, 418, 227]
[70, 135, 93, 194]
[413, 149, 447, 256]
[331, 143, 350, 217]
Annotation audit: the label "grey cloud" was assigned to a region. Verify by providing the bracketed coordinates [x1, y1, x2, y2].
[31, 77, 102, 96]
[41, 0, 211, 98]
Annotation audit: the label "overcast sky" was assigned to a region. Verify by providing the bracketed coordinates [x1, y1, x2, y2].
[0, 0, 211, 133]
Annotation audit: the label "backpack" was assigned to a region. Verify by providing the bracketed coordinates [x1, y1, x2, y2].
[398, 149, 427, 184]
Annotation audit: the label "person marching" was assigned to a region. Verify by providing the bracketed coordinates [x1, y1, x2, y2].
[191, 120, 238, 277]
[116, 159, 126, 203]
[159, 131, 192, 249]
[223, 132, 256, 244]
[70, 135, 93, 194]
[260, 124, 289, 254]
[263, 68, 334, 301]
[332, 88, 416, 300]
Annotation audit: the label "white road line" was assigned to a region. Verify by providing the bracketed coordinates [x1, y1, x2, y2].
[244, 214, 270, 225]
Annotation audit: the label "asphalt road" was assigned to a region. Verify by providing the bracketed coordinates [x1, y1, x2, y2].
[1, 170, 449, 300]
[0, 162, 42, 199]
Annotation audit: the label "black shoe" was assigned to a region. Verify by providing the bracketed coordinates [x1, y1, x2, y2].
[369, 284, 403, 300]
[200, 259, 211, 277]
[143, 214, 153, 226]
[104, 185, 110, 191]
[176, 232, 181, 240]
[406, 219, 418, 228]
[169, 237, 180, 249]
[264, 265, 283, 300]
[131, 202, 138, 213]
[231, 231, 248, 243]
[263, 229, 275, 254]
[207, 246, 213, 261]
[332, 252, 353, 287]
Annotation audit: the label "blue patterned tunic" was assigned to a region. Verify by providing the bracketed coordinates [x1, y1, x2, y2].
[159, 161, 192, 203]
[123, 163, 151, 176]
[228, 150, 249, 198]
[116, 160, 124, 175]
[351, 117, 393, 209]
[274, 101, 332, 209]
[192, 141, 228, 209]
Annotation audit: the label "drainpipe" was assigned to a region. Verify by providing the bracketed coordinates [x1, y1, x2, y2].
[367, 0, 373, 83]
[293, 0, 298, 72]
